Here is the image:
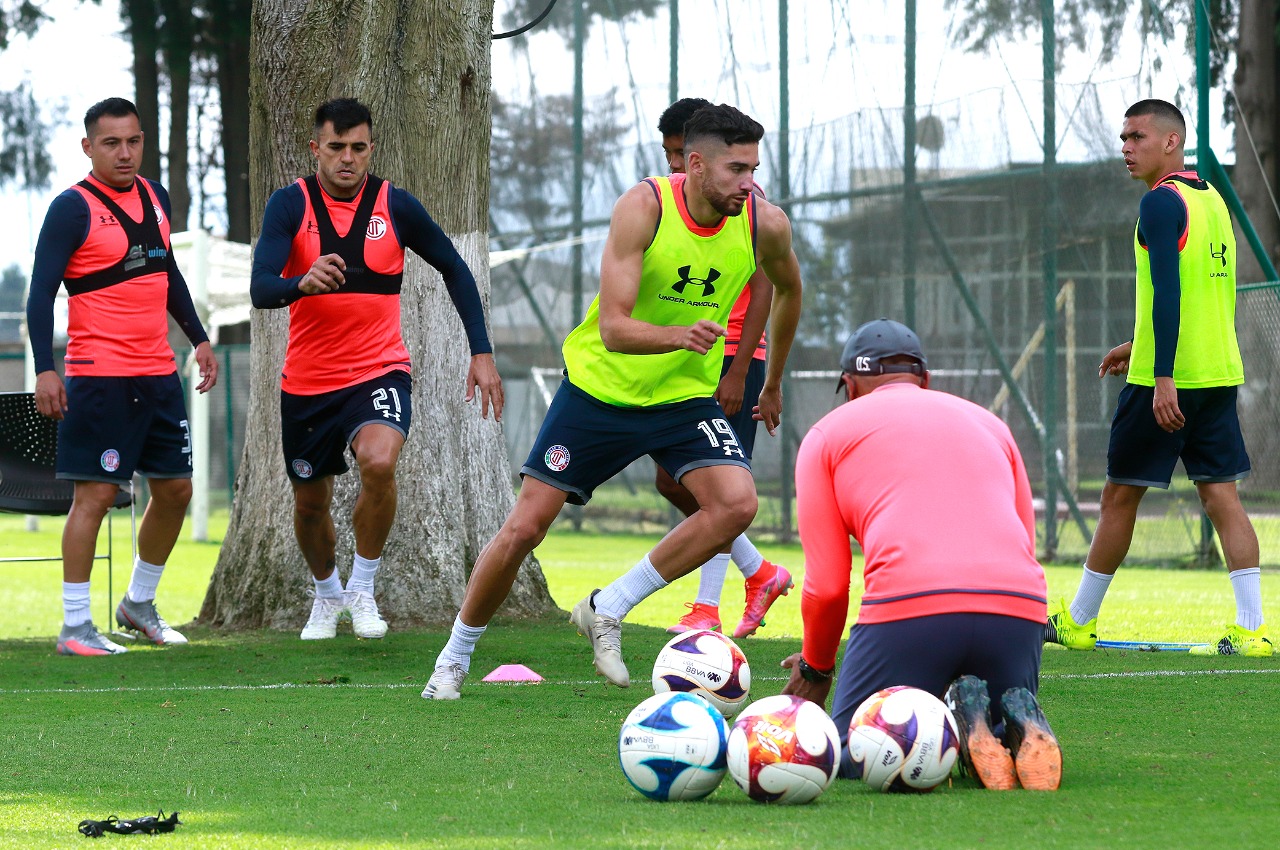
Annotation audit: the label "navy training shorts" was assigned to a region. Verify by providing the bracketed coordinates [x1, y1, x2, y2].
[827, 612, 1045, 779]
[281, 370, 412, 482]
[521, 378, 751, 505]
[56, 373, 192, 483]
[721, 356, 766, 461]
[1107, 383, 1250, 488]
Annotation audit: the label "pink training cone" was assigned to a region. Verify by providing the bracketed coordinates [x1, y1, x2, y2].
[482, 664, 543, 683]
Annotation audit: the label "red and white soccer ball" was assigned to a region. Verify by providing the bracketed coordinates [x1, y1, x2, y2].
[847, 686, 960, 792]
[652, 629, 751, 719]
[726, 694, 841, 804]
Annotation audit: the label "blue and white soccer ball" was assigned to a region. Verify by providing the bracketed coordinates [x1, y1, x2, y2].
[652, 629, 752, 719]
[618, 692, 730, 801]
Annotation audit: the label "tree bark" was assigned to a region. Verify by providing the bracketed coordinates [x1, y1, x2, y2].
[121, 0, 162, 180]
[1229, 1, 1280, 491]
[200, 0, 556, 629]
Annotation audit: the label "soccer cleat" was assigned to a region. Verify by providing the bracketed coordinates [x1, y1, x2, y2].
[570, 591, 630, 687]
[666, 602, 722, 634]
[115, 596, 188, 646]
[1000, 687, 1062, 791]
[1189, 623, 1274, 657]
[345, 590, 388, 639]
[300, 595, 346, 640]
[57, 622, 128, 656]
[732, 562, 793, 639]
[943, 675, 1017, 791]
[421, 662, 467, 700]
[1043, 597, 1097, 650]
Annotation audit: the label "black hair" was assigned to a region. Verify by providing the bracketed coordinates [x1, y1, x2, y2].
[314, 98, 373, 136]
[1125, 99, 1186, 137]
[84, 97, 139, 136]
[658, 97, 713, 137]
[683, 103, 765, 151]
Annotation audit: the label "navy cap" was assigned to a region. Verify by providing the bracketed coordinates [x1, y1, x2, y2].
[839, 318, 927, 377]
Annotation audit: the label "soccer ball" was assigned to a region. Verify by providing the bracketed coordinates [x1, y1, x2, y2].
[847, 686, 960, 792]
[618, 692, 730, 801]
[652, 629, 751, 718]
[726, 694, 841, 804]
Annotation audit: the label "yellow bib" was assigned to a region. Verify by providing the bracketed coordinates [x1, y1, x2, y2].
[562, 175, 758, 406]
[1131, 175, 1243, 388]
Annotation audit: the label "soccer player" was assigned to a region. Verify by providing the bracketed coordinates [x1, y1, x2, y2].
[1044, 100, 1271, 657]
[424, 104, 803, 699]
[251, 98, 502, 641]
[655, 98, 793, 640]
[782, 319, 1061, 790]
[27, 97, 218, 656]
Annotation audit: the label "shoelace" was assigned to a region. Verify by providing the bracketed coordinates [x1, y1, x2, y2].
[307, 597, 345, 622]
[592, 617, 623, 653]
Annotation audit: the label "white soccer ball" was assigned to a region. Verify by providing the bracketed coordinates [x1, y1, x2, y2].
[618, 692, 730, 801]
[727, 694, 841, 804]
[847, 685, 960, 792]
[652, 629, 751, 719]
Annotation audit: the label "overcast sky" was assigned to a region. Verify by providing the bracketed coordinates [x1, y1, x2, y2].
[0, 0, 1218, 268]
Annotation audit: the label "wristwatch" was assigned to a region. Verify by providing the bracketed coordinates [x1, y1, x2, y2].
[797, 657, 834, 683]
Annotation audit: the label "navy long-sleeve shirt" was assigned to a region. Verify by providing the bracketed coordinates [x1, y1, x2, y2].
[250, 181, 492, 356]
[1136, 186, 1185, 378]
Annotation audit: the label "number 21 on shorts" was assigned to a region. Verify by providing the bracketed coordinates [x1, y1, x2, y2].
[697, 418, 743, 459]
[372, 387, 402, 422]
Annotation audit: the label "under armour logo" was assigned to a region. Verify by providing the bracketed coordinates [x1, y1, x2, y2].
[671, 265, 720, 297]
[1210, 242, 1228, 267]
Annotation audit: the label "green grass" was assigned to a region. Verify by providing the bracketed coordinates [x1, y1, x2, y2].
[1, 513, 1278, 848]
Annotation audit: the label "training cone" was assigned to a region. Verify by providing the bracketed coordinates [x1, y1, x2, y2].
[482, 664, 543, 683]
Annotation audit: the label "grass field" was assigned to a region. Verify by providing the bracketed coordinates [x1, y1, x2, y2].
[1, 512, 1278, 849]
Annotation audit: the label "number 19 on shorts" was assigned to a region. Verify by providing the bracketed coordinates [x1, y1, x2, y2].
[697, 418, 743, 459]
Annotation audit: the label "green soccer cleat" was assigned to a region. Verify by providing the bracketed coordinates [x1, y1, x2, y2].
[1043, 597, 1097, 650]
[1189, 623, 1274, 657]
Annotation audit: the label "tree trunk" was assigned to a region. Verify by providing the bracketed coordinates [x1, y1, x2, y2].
[159, 0, 192, 229]
[199, 0, 556, 629]
[122, 0, 162, 180]
[210, 0, 251, 243]
[1230, 0, 1280, 489]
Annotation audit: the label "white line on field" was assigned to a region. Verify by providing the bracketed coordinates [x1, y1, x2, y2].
[1, 668, 1277, 696]
[1043, 668, 1280, 680]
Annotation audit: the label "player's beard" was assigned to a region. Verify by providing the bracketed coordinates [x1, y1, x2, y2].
[703, 183, 748, 218]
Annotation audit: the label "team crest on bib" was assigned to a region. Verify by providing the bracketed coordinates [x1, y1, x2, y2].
[100, 449, 121, 472]
[292, 459, 314, 479]
[152, 204, 165, 225]
[544, 445, 570, 472]
[366, 215, 387, 240]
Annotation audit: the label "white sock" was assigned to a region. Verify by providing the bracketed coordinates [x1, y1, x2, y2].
[436, 615, 487, 672]
[695, 554, 731, 606]
[346, 553, 381, 595]
[593, 554, 668, 620]
[63, 581, 91, 627]
[127, 557, 165, 603]
[730, 535, 765, 578]
[1070, 565, 1114, 624]
[314, 567, 345, 600]
[1229, 567, 1264, 631]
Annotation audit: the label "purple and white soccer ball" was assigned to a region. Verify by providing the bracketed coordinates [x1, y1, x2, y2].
[847, 685, 960, 792]
[651, 629, 751, 719]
